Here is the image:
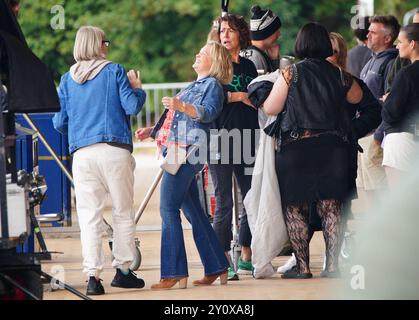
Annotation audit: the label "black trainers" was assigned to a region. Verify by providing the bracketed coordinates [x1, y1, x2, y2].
[281, 268, 313, 279]
[86, 277, 105, 295]
[111, 269, 145, 289]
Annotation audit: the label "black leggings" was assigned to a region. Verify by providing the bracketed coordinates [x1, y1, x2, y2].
[283, 200, 344, 273]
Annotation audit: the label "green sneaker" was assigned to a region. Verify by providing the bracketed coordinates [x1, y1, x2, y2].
[227, 267, 239, 281]
[237, 258, 254, 275]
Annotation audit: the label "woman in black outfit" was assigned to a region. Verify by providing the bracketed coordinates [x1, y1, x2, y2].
[278, 31, 383, 274]
[209, 13, 259, 279]
[380, 23, 419, 188]
[263, 23, 363, 279]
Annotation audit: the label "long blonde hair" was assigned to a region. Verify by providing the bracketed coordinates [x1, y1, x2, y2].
[207, 40, 233, 85]
[73, 26, 106, 62]
[329, 32, 348, 71]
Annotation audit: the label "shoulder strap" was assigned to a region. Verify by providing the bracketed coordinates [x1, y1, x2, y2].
[247, 45, 275, 73]
[150, 109, 169, 139]
[378, 54, 396, 76]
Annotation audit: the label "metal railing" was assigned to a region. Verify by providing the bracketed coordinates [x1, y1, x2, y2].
[131, 82, 190, 130]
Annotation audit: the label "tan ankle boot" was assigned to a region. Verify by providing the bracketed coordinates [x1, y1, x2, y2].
[151, 277, 188, 290]
[192, 270, 228, 286]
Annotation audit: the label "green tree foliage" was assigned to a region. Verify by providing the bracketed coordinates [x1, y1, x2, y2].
[17, 0, 419, 83]
[18, 0, 220, 82]
[375, 0, 418, 22]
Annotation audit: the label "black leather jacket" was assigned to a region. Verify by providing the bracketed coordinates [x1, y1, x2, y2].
[266, 59, 353, 141]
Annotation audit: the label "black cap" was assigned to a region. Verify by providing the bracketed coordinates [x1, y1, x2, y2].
[250, 5, 282, 41]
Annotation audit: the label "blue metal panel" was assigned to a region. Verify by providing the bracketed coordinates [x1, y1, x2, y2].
[15, 129, 35, 253]
[16, 114, 72, 227]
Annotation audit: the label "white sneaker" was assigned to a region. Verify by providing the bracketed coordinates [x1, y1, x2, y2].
[277, 253, 296, 274]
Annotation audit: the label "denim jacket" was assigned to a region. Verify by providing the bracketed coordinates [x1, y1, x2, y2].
[53, 63, 146, 154]
[168, 76, 224, 146]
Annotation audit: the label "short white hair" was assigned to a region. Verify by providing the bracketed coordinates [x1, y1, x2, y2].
[73, 26, 105, 61]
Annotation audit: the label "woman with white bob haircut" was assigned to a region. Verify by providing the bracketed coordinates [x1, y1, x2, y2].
[53, 26, 147, 296]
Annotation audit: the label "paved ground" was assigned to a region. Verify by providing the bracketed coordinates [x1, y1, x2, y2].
[41, 149, 363, 300]
[43, 231, 347, 300]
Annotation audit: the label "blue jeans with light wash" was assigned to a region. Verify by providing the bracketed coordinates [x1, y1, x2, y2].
[159, 160, 229, 279]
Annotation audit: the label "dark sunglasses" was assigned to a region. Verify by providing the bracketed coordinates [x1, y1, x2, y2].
[102, 40, 110, 47]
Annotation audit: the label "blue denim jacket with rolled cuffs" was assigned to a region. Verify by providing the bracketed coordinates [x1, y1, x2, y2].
[167, 76, 224, 147]
[52, 63, 146, 154]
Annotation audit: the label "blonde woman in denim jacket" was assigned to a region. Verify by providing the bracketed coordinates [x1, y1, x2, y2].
[136, 41, 233, 290]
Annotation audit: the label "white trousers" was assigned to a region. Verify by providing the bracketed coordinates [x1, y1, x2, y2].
[72, 143, 136, 277]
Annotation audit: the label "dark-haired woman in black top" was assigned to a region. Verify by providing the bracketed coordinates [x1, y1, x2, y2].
[264, 22, 363, 279]
[209, 13, 259, 279]
[380, 23, 419, 189]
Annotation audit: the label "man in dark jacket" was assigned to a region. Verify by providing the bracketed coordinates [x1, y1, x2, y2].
[360, 15, 400, 100]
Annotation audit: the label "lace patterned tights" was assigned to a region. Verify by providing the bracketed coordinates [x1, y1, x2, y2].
[283, 200, 343, 274]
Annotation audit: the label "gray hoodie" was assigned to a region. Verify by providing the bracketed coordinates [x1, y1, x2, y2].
[70, 59, 112, 84]
[360, 47, 398, 99]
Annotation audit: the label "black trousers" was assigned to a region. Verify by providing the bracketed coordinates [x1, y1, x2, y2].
[208, 163, 253, 252]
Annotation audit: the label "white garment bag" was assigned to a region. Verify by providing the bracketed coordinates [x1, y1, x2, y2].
[243, 116, 289, 278]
